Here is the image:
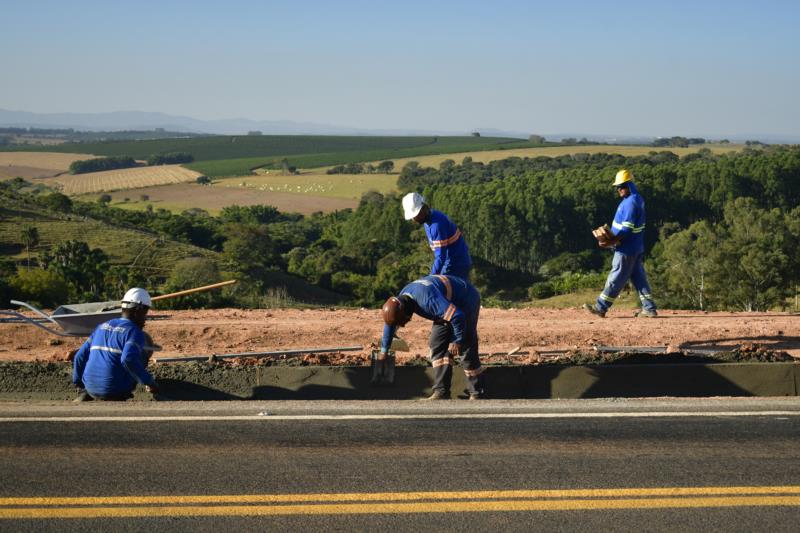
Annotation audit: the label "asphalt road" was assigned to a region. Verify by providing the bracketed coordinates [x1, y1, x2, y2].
[1, 398, 799, 532]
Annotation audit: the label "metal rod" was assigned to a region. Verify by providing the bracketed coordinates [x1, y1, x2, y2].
[154, 346, 363, 363]
[594, 345, 667, 353]
[151, 280, 237, 301]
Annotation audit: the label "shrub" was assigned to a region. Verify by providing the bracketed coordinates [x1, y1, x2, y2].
[161, 257, 223, 309]
[9, 269, 69, 308]
[528, 282, 555, 300]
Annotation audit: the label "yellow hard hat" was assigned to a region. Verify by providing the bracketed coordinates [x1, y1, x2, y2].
[612, 169, 633, 187]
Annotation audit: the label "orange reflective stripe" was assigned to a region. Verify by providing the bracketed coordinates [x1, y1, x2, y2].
[433, 275, 452, 300]
[430, 229, 462, 249]
[464, 366, 485, 377]
[432, 357, 454, 368]
[443, 304, 457, 321]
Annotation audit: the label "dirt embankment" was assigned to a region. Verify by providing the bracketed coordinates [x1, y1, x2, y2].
[1, 308, 798, 365]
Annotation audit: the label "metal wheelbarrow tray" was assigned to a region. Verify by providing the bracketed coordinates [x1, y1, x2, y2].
[1, 281, 237, 338]
[2, 299, 121, 337]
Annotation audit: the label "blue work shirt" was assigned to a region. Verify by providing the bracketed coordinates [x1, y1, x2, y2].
[381, 275, 480, 353]
[610, 181, 646, 255]
[72, 318, 155, 397]
[424, 209, 472, 279]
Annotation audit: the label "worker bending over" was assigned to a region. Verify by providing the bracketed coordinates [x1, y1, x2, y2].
[73, 288, 159, 401]
[381, 274, 485, 399]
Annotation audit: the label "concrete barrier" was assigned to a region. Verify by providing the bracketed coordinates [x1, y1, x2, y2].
[0, 361, 796, 401]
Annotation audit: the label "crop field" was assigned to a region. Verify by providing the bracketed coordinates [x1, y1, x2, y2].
[0, 205, 217, 273]
[4, 134, 524, 161]
[217, 170, 397, 199]
[332, 143, 747, 172]
[91, 182, 358, 215]
[0, 151, 95, 179]
[48, 164, 202, 195]
[185, 139, 534, 177]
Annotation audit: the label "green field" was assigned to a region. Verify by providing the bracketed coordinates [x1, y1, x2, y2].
[0, 205, 217, 274]
[2, 135, 531, 177]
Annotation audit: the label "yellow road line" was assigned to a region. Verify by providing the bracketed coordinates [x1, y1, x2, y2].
[2, 496, 800, 519]
[2, 486, 799, 506]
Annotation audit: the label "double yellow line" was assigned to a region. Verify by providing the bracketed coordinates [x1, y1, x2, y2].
[2, 486, 799, 519]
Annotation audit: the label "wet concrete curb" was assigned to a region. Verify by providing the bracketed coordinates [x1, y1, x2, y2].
[0, 361, 797, 401]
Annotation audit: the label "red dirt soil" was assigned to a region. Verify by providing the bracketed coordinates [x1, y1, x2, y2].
[1, 308, 798, 364]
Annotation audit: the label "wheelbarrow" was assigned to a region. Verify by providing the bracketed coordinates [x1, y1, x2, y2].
[1, 280, 237, 337]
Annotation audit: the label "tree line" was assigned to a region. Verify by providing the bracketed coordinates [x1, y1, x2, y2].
[68, 152, 195, 174]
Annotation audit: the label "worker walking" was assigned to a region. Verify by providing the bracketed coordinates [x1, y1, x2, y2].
[584, 169, 657, 318]
[381, 274, 484, 399]
[402, 192, 472, 280]
[73, 288, 160, 401]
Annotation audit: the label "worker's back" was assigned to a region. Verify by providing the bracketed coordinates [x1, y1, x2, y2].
[74, 318, 149, 397]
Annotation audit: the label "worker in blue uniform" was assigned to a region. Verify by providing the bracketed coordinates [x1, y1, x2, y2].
[584, 169, 658, 318]
[381, 274, 485, 400]
[73, 288, 160, 401]
[402, 192, 472, 280]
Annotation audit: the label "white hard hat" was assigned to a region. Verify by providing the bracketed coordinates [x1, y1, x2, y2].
[402, 192, 425, 220]
[121, 287, 152, 309]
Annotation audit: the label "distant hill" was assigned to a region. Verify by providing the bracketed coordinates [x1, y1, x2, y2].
[0, 108, 519, 137]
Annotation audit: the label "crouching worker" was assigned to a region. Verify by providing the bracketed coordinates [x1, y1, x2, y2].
[381, 275, 485, 400]
[73, 288, 159, 401]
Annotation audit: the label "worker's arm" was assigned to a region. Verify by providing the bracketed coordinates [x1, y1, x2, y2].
[72, 337, 92, 388]
[427, 222, 445, 275]
[428, 290, 466, 344]
[120, 330, 157, 389]
[380, 324, 397, 354]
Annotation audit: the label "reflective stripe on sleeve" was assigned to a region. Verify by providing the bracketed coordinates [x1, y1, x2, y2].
[443, 304, 457, 321]
[430, 229, 462, 249]
[612, 221, 645, 233]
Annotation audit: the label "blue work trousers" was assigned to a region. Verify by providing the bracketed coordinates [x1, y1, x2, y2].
[596, 251, 656, 312]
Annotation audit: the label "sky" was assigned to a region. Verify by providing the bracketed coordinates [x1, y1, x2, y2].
[1, 0, 799, 137]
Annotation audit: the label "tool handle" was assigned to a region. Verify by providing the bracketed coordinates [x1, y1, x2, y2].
[151, 280, 237, 301]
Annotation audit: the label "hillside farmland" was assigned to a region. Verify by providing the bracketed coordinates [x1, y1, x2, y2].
[0, 152, 96, 179]
[49, 164, 202, 195]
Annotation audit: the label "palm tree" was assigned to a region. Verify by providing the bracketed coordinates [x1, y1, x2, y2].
[20, 224, 39, 270]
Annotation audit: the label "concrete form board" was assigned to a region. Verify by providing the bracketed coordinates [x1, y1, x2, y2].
[0, 362, 796, 401]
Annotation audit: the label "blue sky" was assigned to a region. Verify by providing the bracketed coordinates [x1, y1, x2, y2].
[1, 0, 798, 137]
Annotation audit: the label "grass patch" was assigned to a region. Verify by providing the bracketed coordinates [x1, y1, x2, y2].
[82, 183, 358, 216]
[526, 289, 642, 310]
[215, 172, 397, 199]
